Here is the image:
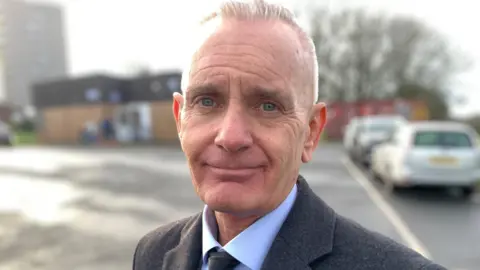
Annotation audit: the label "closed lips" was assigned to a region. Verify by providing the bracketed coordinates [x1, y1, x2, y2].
[207, 164, 262, 170]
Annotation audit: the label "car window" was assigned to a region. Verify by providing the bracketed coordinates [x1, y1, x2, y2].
[413, 131, 472, 148]
[368, 123, 396, 133]
[360, 122, 397, 134]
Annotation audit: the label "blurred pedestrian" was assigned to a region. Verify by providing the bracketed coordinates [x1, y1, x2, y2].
[101, 117, 115, 142]
[133, 1, 446, 269]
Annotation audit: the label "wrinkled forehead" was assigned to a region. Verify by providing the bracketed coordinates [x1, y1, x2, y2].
[183, 18, 306, 100]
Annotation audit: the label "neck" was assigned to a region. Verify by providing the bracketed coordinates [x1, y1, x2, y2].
[214, 212, 260, 246]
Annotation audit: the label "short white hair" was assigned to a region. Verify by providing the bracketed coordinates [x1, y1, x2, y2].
[181, 0, 319, 104]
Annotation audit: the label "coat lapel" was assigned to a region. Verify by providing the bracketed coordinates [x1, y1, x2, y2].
[261, 175, 336, 270]
[161, 175, 336, 270]
[162, 213, 203, 270]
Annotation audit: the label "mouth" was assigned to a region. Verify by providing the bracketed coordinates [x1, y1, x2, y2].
[205, 165, 264, 179]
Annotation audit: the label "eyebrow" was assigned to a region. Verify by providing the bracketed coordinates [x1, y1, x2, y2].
[249, 87, 292, 102]
[186, 84, 221, 99]
[186, 84, 294, 103]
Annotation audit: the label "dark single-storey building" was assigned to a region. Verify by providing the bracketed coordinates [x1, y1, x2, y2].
[32, 71, 182, 144]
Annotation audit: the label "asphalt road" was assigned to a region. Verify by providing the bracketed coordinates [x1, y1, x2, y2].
[0, 144, 478, 270]
[346, 156, 480, 270]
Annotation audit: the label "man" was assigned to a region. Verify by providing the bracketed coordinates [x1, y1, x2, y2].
[133, 1, 446, 269]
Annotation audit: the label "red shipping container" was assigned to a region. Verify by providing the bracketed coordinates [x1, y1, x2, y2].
[324, 99, 428, 140]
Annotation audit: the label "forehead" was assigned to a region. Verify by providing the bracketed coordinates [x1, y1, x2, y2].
[187, 19, 304, 97]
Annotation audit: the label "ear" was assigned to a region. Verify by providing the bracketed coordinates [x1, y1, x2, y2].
[301, 103, 327, 163]
[172, 92, 184, 136]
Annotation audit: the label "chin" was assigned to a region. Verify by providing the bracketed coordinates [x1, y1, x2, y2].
[202, 183, 261, 215]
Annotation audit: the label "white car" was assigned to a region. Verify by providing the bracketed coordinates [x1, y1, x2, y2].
[371, 121, 480, 199]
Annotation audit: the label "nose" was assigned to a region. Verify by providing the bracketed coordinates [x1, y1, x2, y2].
[214, 106, 253, 152]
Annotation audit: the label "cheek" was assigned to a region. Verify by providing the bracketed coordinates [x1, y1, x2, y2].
[285, 123, 306, 162]
[179, 113, 213, 158]
[258, 119, 305, 166]
[178, 112, 204, 156]
[181, 110, 216, 135]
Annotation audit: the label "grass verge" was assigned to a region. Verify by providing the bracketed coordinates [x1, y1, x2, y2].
[14, 131, 37, 145]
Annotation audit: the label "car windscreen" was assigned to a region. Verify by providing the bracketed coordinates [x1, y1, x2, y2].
[413, 130, 473, 148]
[358, 122, 396, 133]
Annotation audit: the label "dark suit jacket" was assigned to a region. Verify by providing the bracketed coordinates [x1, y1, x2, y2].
[133, 175, 447, 270]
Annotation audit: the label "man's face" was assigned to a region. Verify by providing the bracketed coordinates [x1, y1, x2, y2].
[173, 19, 326, 217]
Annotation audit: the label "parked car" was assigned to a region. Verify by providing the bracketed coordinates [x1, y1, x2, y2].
[0, 121, 13, 146]
[343, 117, 361, 156]
[350, 115, 407, 166]
[370, 121, 480, 199]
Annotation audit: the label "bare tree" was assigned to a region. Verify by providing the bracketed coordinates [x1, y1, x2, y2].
[382, 15, 470, 96]
[308, 8, 470, 103]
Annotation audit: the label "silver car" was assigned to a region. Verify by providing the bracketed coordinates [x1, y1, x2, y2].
[371, 121, 480, 198]
[0, 121, 13, 146]
[350, 115, 407, 166]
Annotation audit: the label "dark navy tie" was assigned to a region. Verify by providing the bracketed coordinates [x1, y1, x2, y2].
[207, 250, 240, 270]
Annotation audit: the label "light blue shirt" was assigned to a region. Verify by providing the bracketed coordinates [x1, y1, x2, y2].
[201, 184, 298, 270]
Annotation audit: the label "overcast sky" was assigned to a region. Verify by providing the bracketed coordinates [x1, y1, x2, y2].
[28, 0, 480, 117]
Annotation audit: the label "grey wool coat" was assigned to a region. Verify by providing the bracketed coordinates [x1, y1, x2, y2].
[132, 175, 447, 270]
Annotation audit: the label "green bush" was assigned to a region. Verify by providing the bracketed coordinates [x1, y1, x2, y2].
[14, 119, 36, 132]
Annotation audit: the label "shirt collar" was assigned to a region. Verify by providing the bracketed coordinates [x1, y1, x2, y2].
[202, 184, 298, 270]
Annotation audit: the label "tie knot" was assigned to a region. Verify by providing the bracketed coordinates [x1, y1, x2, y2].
[207, 249, 240, 270]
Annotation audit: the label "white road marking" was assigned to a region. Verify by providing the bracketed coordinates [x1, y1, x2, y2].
[341, 157, 432, 259]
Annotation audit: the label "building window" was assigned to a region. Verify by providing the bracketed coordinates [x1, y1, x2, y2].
[109, 90, 121, 103]
[150, 80, 162, 93]
[85, 88, 101, 102]
[167, 77, 180, 92]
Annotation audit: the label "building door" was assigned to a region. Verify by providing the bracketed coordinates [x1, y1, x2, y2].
[113, 103, 152, 143]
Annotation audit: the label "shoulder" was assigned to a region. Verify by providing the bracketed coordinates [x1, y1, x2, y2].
[135, 215, 193, 252]
[324, 215, 446, 269]
[132, 213, 201, 269]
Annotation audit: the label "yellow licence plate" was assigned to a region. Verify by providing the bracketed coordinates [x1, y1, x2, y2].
[429, 156, 458, 165]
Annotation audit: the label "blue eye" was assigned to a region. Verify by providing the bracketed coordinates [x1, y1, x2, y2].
[200, 98, 215, 107]
[261, 102, 277, 112]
